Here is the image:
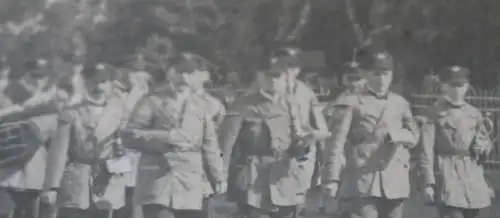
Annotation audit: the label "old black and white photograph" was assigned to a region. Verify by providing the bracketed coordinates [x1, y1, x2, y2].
[0, 0, 498, 218]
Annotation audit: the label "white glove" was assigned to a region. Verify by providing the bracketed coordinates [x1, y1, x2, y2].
[215, 181, 228, 194]
[422, 186, 434, 203]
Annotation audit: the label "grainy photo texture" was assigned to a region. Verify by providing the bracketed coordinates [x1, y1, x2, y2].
[0, 1, 498, 218]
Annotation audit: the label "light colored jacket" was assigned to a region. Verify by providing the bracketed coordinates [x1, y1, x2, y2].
[124, 92, 224, 210]
[220, 91, 323, 210]
[419, 99, 494, 209]
[46, 97, 127, 210]
[323, 88, 419, 199]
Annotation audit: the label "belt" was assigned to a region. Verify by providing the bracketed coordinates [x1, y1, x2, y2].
[67, 158, 96, 165]
[168, 144, 202, 153]
[436, 148, 471, 157]
[68, 155, 114, 165]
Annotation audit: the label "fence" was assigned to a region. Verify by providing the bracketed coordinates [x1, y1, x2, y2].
[410, 86, 500, 173]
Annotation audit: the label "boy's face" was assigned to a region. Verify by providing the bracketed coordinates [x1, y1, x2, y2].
[96, 79, 113, 94]
[190, 70, 209, 90]
[178, 71, 198, 92]
[259, 72, 286, 93]
[88, 72, 113, 95]
[285, 67, 300, 80]
[442, 82, 469, 100]
[365, 68, 393, 92]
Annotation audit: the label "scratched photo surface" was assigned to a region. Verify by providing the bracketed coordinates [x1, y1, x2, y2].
[0, 1, 498, 218]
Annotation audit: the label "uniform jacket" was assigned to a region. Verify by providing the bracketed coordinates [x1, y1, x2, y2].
[45, 96, 128, 210]
[123, 91, 224, 210]
[323, 88, 419, 199]
[419, 98, 493, 209]
[197, 90, 226, 126]
[0, 92, 58, 191]
[219, 90, 325, 210]
[245, 81, 328, 183]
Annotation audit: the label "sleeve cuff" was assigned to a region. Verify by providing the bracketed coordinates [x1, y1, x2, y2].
[388, 128, 417, 148]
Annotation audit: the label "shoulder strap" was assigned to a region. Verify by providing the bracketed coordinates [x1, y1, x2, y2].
[147, 95, 189, 129]
[370, 100, 390, 135]
[93, 97, 124, 144]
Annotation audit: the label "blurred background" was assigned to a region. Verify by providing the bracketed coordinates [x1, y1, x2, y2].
[2, 0, 500, 93]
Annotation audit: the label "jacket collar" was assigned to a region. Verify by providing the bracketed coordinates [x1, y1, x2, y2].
[443, 96, 466, 108]
[365, 86, 389, 100]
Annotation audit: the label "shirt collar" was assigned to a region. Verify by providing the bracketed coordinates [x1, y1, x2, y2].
[443, 96, 466, 108]
[366, 86, 389, 99]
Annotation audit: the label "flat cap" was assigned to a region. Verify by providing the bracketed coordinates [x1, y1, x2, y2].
[357, 51, 394, 70]
[438, 65, 470, 85]
[270, 47, 302, 69]
[170, 52, 209, 73]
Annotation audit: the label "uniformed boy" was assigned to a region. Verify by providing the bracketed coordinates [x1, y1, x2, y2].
[270, 47, 329, 138]
[322, 51, 420, 218]
[219, 60, 330, 218]
[269, 47, 331, 215]
[123, 53, 225, 218]
[318, 61, 365, 216]
[44, 64, 129, 218]
[0, 59, 59, 218]
[419, 66, 493, 218]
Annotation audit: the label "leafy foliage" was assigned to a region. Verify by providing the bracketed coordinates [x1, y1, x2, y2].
[0, 0, 499, 88]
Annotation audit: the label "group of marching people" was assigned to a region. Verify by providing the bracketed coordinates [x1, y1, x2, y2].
[0, 46, 495, 218]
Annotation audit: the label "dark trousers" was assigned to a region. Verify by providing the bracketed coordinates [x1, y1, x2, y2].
[142, 204, 204, 218]
[116, 187, 142, 218]
[39, 203, 57, 218]
[238, 204, 299, 218]
[439, 206, 481, 218]
[57, 207, 117, 218]
[0, 189, 40, 218]
[0, 189, 13, 217]
[344, 197, 404, 218]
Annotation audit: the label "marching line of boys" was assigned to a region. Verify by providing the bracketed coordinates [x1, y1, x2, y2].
[0, 46, 494, 218]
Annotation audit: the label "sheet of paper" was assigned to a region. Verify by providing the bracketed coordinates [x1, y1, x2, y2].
[106, 156, 133, 174]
